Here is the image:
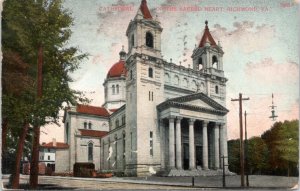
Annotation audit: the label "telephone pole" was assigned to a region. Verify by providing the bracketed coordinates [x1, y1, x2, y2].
[244, 111, 249, 187]
[231, 93, 249, 187]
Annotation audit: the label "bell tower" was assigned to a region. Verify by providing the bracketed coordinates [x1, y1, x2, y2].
[126, 0, 163, 59]
[192, 21, 224, 76]
[124, 0, 164, 176]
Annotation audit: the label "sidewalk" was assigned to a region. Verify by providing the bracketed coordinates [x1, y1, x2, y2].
[2, 174, 299, 190]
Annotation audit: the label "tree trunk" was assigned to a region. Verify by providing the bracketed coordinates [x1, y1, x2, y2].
[29, 125, 40, 189]
[2, 118, 8, 154]
[11, 123, 29, 189]
[30, 45, 43, 189]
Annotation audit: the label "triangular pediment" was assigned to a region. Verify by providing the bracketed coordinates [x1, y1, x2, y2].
[157, 92, 228, 116]
[185, 99, 214, 109]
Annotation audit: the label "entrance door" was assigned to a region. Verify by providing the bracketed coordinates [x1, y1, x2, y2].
[183, 143, 189, 170]
[195, 146, 203, 168]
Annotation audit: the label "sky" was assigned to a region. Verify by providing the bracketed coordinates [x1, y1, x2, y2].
[40, 0, 299, 143]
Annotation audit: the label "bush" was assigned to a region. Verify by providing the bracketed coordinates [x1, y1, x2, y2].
[73, 163, 95, 177]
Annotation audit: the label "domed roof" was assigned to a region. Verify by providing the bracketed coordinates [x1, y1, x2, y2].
[107, 60, 127, 78]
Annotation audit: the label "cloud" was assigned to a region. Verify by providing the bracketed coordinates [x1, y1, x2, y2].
[201, 21, 276, 54]
[245, 58, 299, 84]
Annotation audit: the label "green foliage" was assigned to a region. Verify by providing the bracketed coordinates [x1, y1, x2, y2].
[246, 136, 268, 174]
[2, 0, 89, 175]
[228, 120, 299, 176]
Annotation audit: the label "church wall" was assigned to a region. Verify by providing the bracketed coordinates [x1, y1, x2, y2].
[100, 127, 125, 174]
[55, 149, 70, 173]
[134, 57, 164, 176]
[75, 136, 101, 171]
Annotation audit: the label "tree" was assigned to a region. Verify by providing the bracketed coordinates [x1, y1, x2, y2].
[2, 0, 88, 188]
[228, 139, 240, 173]
[247, 137, 268, 174]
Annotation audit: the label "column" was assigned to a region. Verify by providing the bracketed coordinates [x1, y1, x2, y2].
[175, 117, 183, 169]
[159, 119, 165, 169]
[189, 119, 195, 170]
[202, 120, 209, 170]
[214, 123, 220, 169]
[219, 123, 225, 168]
[168, 117, 175, 169]
[223, 123, 229, 169]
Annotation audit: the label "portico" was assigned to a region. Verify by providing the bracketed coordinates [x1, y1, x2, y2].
[157, 93, 229, 174]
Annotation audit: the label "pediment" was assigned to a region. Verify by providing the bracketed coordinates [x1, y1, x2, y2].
[157, 92, 228, 116]
[184, 99, 214, 110]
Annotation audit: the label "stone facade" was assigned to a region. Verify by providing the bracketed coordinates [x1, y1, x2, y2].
[59, 0, 229, 177]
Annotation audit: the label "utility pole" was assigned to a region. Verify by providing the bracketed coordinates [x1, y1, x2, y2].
[231, 93, 249, 187]
[269, 93, 278, 121]
[244, 111, 249, 187]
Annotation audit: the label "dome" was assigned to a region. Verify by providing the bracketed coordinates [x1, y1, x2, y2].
[106, 60, 127, 78]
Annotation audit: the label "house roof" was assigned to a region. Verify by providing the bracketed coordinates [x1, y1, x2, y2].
[76, 104, 110, 117]
[140, 0, 152, 19]
[199, 21, 217, 47]
[79, 129, 108, 138]
[106, 60, 127, 78]
[40, 142, 69, 149]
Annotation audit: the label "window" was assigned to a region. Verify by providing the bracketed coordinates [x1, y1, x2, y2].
[122, 132, 126, 169]
[132, 35, 134, 46]
[66, 122, 69, 143]
[112, 85, 115, 94]
[150, 131, 153, 156]
[174, 75, 179, 85]
[122, 115, 125, 125]
[115, 119, 119, 128]
[88, 142, 93, 161]
[115, 136, 118, 169]
[48, 156, 50, 160]
[116, 84, 119, 94]
[146, 32, 154, 48]
[198, 57, 203, 70]
[212, 56, 218, 69]
[148, 67, 153, 78]
[183, 78, 188, 87]
[149, 91, 153, 101]
[130, 132, 133, 158]
[130, 70, 133, 80]
[215, 85, 219, 94]
[84, 122, 87, 129]
[88, 122, 92, 129]
[48, 148, 50, 152]
[165, 73, 170, 83]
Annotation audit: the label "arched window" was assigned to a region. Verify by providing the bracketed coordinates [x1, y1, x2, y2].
[131, 34, 134, 47]
[183, 78, 188, 87]
[165, 73, 170, 83]
[66, 122, 69, 143]
[112, 85, 115, 94]
[192, 80, 197, 90]
[130, 70, 133, 80]
[198, 57, 203, 70]
[174, 75, 179, 85]
[88, 142, 93, 161]
[116, 84, 119, 94]
[88, 122, 92, 129]
[115, 119, 119, 128]
[215, 85, 219, 94]
[212, 56, 218, 69]
[84, 122, 87, 129]
[148, 67, 153, 78]
[146, 32, 154, 48]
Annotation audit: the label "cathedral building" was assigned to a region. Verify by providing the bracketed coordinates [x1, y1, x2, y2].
[59, 0, 229, 176]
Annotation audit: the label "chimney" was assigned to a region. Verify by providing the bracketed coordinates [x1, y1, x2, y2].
[53, 138, 57, 147]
